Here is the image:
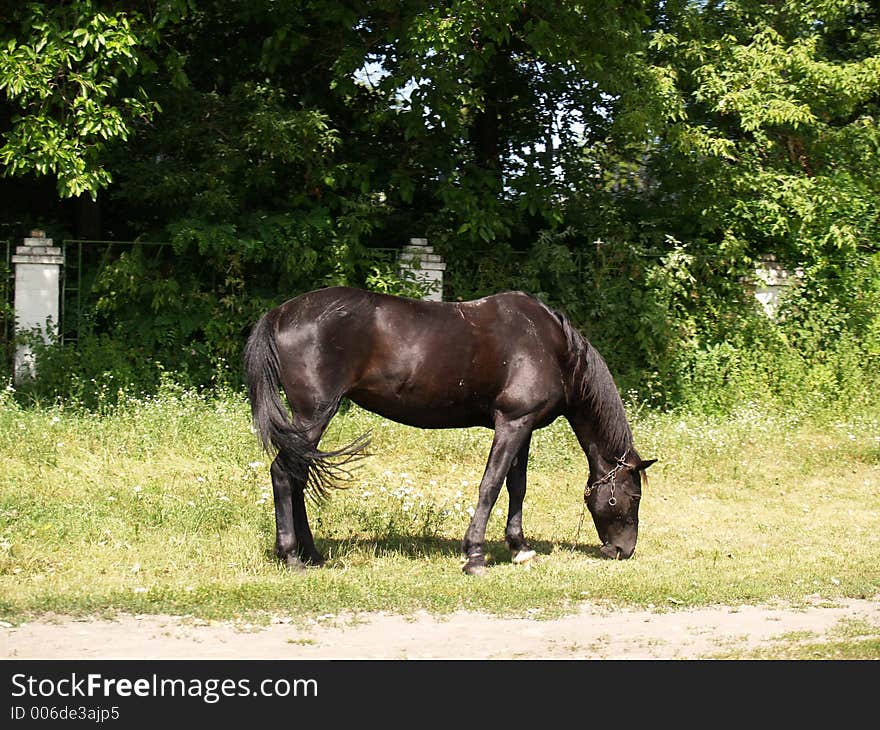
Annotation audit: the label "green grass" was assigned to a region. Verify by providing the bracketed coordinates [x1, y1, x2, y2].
[1, 382, 878, 639]
[711, 619, 880, 659]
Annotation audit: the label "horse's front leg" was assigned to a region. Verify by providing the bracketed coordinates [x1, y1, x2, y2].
[462, 419, 532, 576]
[505, 434, 536, 565]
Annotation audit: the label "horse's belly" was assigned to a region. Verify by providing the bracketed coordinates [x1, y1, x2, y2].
[348, 388, 493, 429]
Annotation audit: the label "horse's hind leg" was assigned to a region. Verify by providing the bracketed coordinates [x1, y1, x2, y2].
[291, 470, 325, 566]
[504, 434, 536, 565]
[271, 416, 333, 569]
[271, 456, 305, 570]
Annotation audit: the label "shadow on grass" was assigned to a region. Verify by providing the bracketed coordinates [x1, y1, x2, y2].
[263, 535, 607, 566]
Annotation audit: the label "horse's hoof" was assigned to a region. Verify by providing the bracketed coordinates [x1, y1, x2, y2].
[284, 554, 307, 571]
[462, 560, 488, 576]
[512, 549, 536, 565]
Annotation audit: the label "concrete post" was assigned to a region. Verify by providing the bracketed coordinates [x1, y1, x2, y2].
[399, 238, 446, 301]
[752, 255, 803, 319]
[12, 230, 64, 382]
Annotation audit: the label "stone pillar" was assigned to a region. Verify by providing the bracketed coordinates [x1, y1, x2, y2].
[399, 238, 446, 301]
[12, 230, 64, 382]
[752, 255, 803, 319]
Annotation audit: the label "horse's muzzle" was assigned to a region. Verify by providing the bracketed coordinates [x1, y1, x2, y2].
[599, 542, 635, 560]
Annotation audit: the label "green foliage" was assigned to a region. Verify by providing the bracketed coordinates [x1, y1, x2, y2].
[0, 1, 162, 198]
[1, 1, 879, 418]
[12, 330, 164, 411]
[363, 258, 439, 300]
[661, 250, 880, 416]
[9, 236, 447, 405]
[645, 0, 880, 261]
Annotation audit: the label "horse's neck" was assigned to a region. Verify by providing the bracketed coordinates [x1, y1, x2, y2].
[566, 405, 631, 463]
[560, 328, 632, 460]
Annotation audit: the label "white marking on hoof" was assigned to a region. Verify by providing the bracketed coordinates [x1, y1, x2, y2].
[463, 562, 488, 576]
[512, 549, 536, 565]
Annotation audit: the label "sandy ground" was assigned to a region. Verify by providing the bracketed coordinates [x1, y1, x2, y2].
[3, 596, 879, 660]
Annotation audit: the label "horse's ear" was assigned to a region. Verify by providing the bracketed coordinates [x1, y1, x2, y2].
[637, 458, 657, 471]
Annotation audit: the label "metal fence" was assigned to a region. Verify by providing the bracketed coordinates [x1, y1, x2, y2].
[1, 239, 11, 369]
[55, 239, 419, 346]
[0, 235, 594, 374]
[0, 235, 568, 373]
[59, 239, 171, 346]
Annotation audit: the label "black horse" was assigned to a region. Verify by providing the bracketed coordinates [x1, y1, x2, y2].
[244, 286, 655, 575]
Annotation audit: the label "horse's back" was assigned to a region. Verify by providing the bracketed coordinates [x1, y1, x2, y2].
[272, 286, 558, 337]
[267, 287, 569, 428]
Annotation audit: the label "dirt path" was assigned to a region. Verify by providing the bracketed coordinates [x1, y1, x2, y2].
[3, 596, 878, 660]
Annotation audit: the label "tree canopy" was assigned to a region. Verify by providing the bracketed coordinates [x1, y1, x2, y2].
[1, 1, 878, 405]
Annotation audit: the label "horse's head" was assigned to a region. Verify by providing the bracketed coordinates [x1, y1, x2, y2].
[585, 444, 656, 560]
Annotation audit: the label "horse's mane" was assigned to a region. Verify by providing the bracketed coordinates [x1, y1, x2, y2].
[540, 302, 634, 459]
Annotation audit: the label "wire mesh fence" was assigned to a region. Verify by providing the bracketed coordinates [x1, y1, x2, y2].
[1, 239, 12, 370]
[55, 239, 433, 346]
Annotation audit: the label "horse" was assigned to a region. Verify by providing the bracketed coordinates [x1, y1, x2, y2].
[243, 286, 655, 575]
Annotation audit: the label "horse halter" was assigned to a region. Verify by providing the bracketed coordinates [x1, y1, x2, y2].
[584, 448, 635, 506]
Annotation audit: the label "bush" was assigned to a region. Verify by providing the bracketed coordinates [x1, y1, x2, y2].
[12, 331, 164, 410]
[7, 235, 879, 418]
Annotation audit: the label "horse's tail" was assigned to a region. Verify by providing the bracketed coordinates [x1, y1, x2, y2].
[243, 310, 369, 501]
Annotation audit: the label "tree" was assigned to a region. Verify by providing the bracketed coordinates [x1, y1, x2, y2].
[608, 0, 880, 398]
[350, 0, 654, 248]
[0, 1, 183, 199]
[4, 2, 878, 404]
[641, 1, 880, 261]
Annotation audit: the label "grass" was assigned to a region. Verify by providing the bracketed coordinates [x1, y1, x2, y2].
[712, 620, 880, 659]
[0, 380, 878, 641]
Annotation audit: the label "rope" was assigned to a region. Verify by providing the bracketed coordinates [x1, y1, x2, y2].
[570, 502, 587, 551]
